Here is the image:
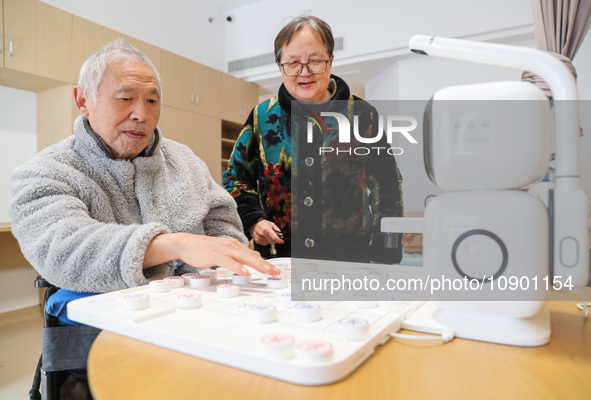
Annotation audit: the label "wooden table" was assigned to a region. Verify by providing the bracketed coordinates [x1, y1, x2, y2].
[88, 297, 590, 400]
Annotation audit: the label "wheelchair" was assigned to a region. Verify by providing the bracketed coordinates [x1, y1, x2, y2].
[29, 276, 100, 400]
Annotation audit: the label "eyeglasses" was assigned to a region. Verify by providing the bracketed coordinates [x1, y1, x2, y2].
[280, 59, 331, 76]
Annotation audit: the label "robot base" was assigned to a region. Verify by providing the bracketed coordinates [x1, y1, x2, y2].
[402, 301, 551, 347]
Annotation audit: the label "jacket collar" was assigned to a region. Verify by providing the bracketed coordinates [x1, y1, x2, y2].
[79, 116, 160, 160]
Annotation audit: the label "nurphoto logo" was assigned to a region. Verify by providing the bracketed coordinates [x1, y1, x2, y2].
[305, 111, 418, 156]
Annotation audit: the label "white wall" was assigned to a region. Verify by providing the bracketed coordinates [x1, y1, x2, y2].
[220, 0, 591, 214]
[40, 0, 533, 76]
[225, 0, 533, 67]
[0, 85, 38, 313]
[0, 86, 37, 222]
[40, 0, 228, 70]
[221, 1, 590, 213]
[373, 37, 591, 101]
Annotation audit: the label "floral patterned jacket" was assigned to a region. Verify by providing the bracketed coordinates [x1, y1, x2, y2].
[222, 75, 404, 263]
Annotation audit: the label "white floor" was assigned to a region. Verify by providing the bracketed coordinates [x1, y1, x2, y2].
[0, 306, 44, 400]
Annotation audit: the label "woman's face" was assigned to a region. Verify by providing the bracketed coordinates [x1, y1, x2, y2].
[278, 26, 333, 102]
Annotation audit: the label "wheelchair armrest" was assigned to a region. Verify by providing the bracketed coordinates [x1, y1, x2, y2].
[34, 275, 52, 288]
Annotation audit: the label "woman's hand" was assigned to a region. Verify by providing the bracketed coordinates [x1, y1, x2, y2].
[249, 219, 285, 246]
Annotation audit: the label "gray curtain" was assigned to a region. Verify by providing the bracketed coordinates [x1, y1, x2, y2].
[522, 0, 591, 98]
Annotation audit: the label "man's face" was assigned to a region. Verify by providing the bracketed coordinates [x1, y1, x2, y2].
[77, 58, 161, 160]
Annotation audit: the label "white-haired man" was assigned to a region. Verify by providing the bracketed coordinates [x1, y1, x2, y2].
[10, 38, 279, 298]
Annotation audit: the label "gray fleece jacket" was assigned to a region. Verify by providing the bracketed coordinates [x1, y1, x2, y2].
[9, 115, 248, 293]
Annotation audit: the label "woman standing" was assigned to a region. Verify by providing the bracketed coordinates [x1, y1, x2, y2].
[223, 15, 404, 263]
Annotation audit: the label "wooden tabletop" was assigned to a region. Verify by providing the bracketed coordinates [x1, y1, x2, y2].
[87, 293, 591, 400]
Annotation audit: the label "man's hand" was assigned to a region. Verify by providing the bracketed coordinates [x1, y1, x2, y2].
[249, 219, 285, 246]
[144, 233, 280, 276]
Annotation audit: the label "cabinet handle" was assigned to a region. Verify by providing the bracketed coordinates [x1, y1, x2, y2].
[9, 40, 14, 56]
[191, 94, 194, 104]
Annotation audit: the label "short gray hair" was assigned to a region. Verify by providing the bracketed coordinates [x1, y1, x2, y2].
[78, 38, 162, 103]
[274, 15, 334, 63]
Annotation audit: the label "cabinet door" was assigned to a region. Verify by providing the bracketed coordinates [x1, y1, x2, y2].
[240, 80, 259, 117]
[72, 19, 162, 85]
[221, 74, 243, 124]
[160, 50, 194, 112]
[158, 107, 222, 184]
[222, 74, 260, 124]
[124, 36, 161, 72]
[72, 16, 120, 84]
[37, 84, 79, 151]
[193, 114, 222, 183]
[192, 63, 222, 118]
[3, 0, 74, 83]
[158, 106, 194, 148]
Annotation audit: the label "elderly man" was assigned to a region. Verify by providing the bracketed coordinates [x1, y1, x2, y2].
[9, 38, 279, 297]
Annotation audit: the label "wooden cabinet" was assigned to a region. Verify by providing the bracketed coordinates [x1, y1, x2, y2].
[159, 51, 258, 181]
[160, 50, 222, 117]
[221, 74, 258, 124]
[37, 85, 79, 152]
[241, 79, 260, 116]
[194, 113, 222, 181]
[2, 0, 74, 83]
[158, 106, 193, 148]
[0, 227, 28, 270]
[221, 120, 243, 175]
[124, 36, 161, 73]
[0, 0, 260, 306]
[1, 1, 257, 181]
[193, 62, 222, 118]
[160, 50, 194, 112]
[158, 106, 222, 183]
[221, 74, 241, 123]
[72, 16, 120, 83]
[219, 78, 258, 178]
[72, 17, 161, 85]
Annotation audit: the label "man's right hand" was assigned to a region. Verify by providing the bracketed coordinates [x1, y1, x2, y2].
[143, 233, 280, 276]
